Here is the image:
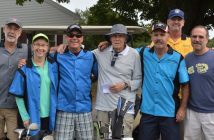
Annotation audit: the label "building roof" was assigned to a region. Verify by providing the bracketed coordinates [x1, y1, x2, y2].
[22, 25, 145, 35]
[0, 0, 80, 26]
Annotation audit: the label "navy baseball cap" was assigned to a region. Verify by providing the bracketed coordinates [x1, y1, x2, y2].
[152, 22, 169, 32]
[168, 9, 184, 19]
[66, 24, 82, 35]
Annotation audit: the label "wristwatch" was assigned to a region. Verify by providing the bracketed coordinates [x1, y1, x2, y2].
[124, 82, 129, 90]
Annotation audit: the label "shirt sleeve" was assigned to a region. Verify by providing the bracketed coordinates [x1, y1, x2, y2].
[91, 50, 98, 78]
[127, 52, 142, 91]
[9, 70, 25, 97]
[92, 58, 98, 78]
[135, 47, 142, 52]
[178, 59, 189, 84]
[15, 97, 30, 121]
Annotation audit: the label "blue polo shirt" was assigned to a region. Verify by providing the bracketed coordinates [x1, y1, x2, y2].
[54, 49, 98, 113]
[140, 46, 189, 117]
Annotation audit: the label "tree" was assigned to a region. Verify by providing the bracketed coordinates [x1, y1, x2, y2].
[208, 38, 214, 48]
[77, 0, 151, 49]
[86, 0, 139, 26]
[108, 0, 214, 35]
[16, 0, 69, 5]
[16, 0, 214, 34]
[17, 0, 214, 35]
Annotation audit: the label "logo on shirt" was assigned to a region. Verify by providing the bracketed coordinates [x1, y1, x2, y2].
[187, 66, 194, 74]
[196, 63, 208, 74]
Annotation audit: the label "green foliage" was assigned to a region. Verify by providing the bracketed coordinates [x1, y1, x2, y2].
[131, 24, 152, 48]
[208, 38, 214, 48]
[74, 9, 106, 50]
[83, 35, 106, 50]
[87, 0, 138, 25]
[75, 9, 91, 25]
[104, 0, 214, 35]
[17, 0, 214, 48]
[132, 32, 151, 48]
[80, 0, 148, 48]
[16, 0, 214, 34]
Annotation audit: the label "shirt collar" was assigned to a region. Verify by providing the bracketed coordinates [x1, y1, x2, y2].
[26, 55, 54, 68]
[149, 44, 174, 55]
[32, 59, 48, 67]
[108, 45, 129, 56]
[0, 42, 23, 48]
[168, 34, 187, 44]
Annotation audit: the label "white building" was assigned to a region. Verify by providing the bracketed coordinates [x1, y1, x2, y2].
[0, 0, 80, 45]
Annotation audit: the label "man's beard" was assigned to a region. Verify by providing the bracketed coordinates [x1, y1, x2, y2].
[5, 34, 17, 43]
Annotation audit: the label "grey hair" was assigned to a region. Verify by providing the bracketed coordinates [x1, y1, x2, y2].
[191, 25, 209, 38]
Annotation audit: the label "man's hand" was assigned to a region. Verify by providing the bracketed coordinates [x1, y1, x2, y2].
[98, 41, 109, 51]
[49, 46, 58, 53]
[49, 44, 67, 54]
[109, 82, 126, 93]
[176, 107, 186, 122]
[23, 120, 30, 128]
[18, 59, 26, 68]
[57, 44, 67, 54]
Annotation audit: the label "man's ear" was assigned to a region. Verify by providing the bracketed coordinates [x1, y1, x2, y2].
[182, 19, 185, 26]
[31, 44, 34, 56]
[18, 28, 22, 37]
[3, 26, 6, 34]
[167, 19, 170, 25]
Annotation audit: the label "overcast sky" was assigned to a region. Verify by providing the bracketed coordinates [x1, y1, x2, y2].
[56, 0, 98, 12]
[54, 0, 213, 38]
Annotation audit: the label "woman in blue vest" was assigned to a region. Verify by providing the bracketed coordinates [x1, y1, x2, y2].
[9, 33, 58, 138]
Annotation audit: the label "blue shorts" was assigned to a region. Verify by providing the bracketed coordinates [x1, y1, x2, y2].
[137, 113, 180, 140]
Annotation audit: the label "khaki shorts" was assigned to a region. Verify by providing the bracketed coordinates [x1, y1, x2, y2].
[184, 108, 212, 140]
[0, 108, 18, 140]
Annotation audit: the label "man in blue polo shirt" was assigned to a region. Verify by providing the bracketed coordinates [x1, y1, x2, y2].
[137, 22, 189, 140]
[54, 24, 98, 140]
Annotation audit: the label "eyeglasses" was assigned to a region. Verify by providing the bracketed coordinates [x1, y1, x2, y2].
[67, 33, 83, 38]
[111, 52, 118, 67]
[191, 35, 205, 39]
[33, 43, 48, 48]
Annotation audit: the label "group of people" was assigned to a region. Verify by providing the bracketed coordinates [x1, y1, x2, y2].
[0, 8, 213, 140]
[137, 9, 214, 140]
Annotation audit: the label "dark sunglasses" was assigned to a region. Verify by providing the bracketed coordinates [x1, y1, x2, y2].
[67, 34, 83, 38]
